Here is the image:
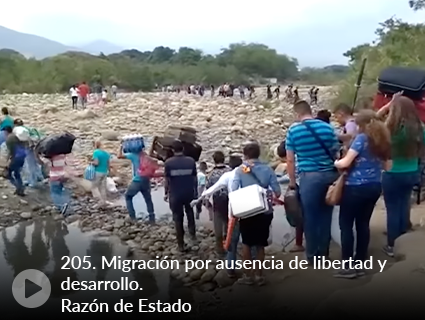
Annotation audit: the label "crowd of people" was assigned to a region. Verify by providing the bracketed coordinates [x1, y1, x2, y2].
[69, 82, 118, 109]
[164, 83, 319, 104]
[1, 86, 423, 286]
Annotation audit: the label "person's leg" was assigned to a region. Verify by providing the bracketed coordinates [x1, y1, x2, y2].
[213, 204, 225, 254]
[335, 185, 359, 278]
[299, 171, 337, 263]
[139, 178, 155, 222]
[226, 221, 240, 277]
[399, 172, 419, 234]
[125, 181, 141, 220]
[195, 201, 202, 219]
[184, 199, 196, 239]
[12, 158, 25, 195]
[98, 174, 107, 203]
[382, 172, 401, 256]
[170, 197, 185, 251]
[49, 180, 68, 214]
[290, 225, 305, 252]
[317, 171, 338, 257]
[354, 184, 381, 264]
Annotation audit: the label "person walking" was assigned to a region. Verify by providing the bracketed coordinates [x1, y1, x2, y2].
[164, 140, 198, 252]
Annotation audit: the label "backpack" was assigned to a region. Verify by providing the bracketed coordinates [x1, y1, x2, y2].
[207, 165, 231, 203]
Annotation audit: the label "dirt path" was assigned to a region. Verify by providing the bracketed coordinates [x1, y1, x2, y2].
[189, 199, 425, 317]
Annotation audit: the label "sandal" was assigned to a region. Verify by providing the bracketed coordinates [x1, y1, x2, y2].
[237, 275, 254, 285]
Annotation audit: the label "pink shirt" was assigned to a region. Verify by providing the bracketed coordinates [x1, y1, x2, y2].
[49, 154, 66, 181]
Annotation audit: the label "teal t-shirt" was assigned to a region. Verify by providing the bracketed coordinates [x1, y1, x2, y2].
[92, 149, 110, 174]
[389, 128, 425, 173]
[0, 116, 14, 130]
[125, 152, 141, 182]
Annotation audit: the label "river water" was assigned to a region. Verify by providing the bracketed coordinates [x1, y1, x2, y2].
[0, 219, 193, 314]
[0, 183, 297, 313]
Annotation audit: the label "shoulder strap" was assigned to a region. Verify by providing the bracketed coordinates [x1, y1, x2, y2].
[242, 164, 268, 189]
[303, 120, 335, 162]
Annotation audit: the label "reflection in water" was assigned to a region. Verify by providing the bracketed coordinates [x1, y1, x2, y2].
[87, 239, 113, 281]
[2, 220, 49, 277]
[0, 219, 192, 307]
[49, 220, 79, 297]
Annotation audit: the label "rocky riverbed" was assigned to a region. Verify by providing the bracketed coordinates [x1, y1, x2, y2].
[0, 86, 335, 292]
[0, 86, 334, 181]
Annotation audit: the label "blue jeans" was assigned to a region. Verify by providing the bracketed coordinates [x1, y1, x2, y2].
[339, 183, 381, 268]
[226, 221, 257, 270]
[50, 180, 69, 210]
[0, 131, 6, 145]
[23, 149, 43, 186]
[299, 170, 338, 261]
[383, 171, 419, 247]
[125, 178, 155, 220]
[8, 157, 25, 192]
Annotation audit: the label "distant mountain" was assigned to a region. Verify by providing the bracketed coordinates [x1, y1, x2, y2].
[77, 40, 123, 55]
[0, 25, 79, 59]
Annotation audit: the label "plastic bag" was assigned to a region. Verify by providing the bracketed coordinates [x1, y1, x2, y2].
[0, 142, 8, 168]
[13, 126, 30, 142]
[106, 177, 118, 193]
[283, 186, 303, 228]
[84, 164, 96, 181]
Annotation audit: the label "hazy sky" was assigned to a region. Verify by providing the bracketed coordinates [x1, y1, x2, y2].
[1, 0, 423, 67]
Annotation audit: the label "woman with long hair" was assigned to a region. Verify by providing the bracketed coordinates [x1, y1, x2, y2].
[381, 96, 424, 257]
[334, 110, 392, 278]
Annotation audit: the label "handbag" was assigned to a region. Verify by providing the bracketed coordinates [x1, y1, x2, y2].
[302, 121, 345, 206]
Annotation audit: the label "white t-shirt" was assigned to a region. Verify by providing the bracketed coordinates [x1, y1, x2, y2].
[102, 91, 107, 99]
[70, 87, 78, 97]
[201, 168, 236, 197]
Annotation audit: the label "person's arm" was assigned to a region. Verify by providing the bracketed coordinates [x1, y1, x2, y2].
[285, 130, 297, 187]
[269, 169, 282, 198]
[334, 134, 364, 169]
[164, 161, 170, 200]
[338, 121, 357, 142]
[92, 150, 99, 166]
[202, 173, 228, 198]
[192, 160, 198, 198]
[117, 145, 126, 159]
[5, 137, 15, 160]
[230, 169, 241, 192]
[383, 160, 393, 171]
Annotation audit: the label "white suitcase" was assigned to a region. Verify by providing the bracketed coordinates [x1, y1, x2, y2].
[229, 184, 270, 219]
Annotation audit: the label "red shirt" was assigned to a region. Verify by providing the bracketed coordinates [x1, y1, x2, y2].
[78, 84, 89, 97]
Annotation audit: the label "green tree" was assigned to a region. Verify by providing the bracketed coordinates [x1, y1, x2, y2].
[335, 1, 425, 107]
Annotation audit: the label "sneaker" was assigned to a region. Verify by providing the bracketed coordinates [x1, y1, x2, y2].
[334, 269, 357, 279]
[382, 245, 394, 257]
[61, 203, 69, 216]
[356, 269, 366, 277]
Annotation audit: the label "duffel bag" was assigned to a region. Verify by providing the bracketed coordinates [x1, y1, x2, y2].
[36, 132, 76, 158]
[378, 66, 425, 101]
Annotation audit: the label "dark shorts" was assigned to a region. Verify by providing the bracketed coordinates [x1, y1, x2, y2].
[239, 213, 273, 247]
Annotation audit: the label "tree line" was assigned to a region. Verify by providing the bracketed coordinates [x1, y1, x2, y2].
[0, 42, 348, 94]
[335, 0, 425, 107]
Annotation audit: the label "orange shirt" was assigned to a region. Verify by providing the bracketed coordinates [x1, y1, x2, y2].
[78, 84, 89, 97]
